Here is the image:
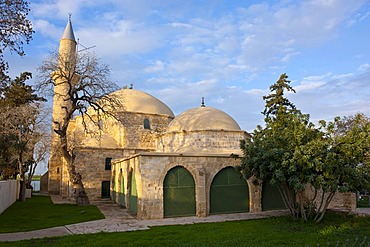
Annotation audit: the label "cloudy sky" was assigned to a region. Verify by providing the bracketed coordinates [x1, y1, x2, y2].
[6, 0, 370, 133]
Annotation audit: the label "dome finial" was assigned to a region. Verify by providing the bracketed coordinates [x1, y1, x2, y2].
[201, 97, 205, 107]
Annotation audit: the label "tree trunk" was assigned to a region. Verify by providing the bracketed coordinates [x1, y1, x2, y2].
[18, 159, 26, 202]
[60, 132, 90, 205]
[315, 191, 335, 223]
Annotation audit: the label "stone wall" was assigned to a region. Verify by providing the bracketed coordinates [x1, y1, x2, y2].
[303, 184, 356, 211]
[39, 171, 49, 194]
[51, 102, 173, 199]
[159, 130, 247, 154]
[118, 112, 174, 150]
[113, 153, 259, 220]
[67, 147, 127, 201]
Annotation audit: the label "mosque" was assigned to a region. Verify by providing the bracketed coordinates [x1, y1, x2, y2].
[46, 19, 355, 220]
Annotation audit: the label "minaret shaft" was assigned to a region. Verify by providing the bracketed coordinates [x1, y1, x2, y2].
[48, 18, 77, 196]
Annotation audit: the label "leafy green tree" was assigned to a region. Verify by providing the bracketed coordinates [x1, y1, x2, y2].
[239, 73, 370, 222]
[307, 113, 370, 221]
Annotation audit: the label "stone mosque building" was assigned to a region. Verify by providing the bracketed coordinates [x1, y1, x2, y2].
[46, 19, 355, 220]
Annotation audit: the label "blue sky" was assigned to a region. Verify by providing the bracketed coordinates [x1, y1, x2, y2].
[6, 0, 370, 134]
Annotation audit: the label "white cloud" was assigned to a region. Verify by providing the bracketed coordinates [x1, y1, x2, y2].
[291, 68, 370, 124]
[358, 63, 370, 71]
[144, 60, 165, 73]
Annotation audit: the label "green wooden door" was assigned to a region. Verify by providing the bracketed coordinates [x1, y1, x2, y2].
[262, 181, 286, 211]
[112, 181, 116, 202]
[129, 172, 137, 214]
[164, 166, 196, 218]
[101, 181, 110, 199]
[210, 167, 249, 214]
[120, 175, 125, 207]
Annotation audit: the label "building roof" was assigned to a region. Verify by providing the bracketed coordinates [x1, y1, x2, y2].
[167, 106, 241, 132]
[61, 17, 76, 41]
[111, 88, 175, 117]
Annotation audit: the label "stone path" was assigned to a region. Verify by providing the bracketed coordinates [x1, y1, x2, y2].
[0, 196, 369, 242]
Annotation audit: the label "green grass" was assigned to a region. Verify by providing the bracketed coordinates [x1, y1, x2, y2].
[1, 196, 369, 246]
[357, 196, 370, 208]
[0, 195, 104, 233]
[2, 211, 370, 247]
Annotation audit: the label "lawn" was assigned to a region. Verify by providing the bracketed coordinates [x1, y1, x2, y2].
[1, 213, 369, 247]
[0, 195, 104, 233]
[357, 195, 370, 208]
[0, 195, 369, 247]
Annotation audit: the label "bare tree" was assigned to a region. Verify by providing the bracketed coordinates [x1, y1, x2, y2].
[0, 104, 41, 201]
[37, 50, 121, 205]
[0, 0, 33, 81]
[25, 106, 50, 191]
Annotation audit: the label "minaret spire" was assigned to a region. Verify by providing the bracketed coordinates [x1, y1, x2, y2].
[61, 14, 76, 41]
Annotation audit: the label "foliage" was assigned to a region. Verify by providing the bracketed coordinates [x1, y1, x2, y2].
[0, 0, 33, 81]
[0, 195, 104, 233]
[239, 73, 370, 222]
[0, 72, 47, 201]
[357, 195, 370, 208]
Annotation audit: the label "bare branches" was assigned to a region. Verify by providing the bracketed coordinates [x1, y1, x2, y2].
[37, 48, 121, 204]
[0, 0, 33, 79]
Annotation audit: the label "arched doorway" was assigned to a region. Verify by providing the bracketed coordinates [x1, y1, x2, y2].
[210, 167, 249, 214]
[119, 173, 126, 208]
[128, 169, 137, 214]
[262, 181, 286, 211]
[163, 166, 196, 218]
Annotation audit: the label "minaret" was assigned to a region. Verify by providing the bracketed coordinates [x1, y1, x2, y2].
[48, 16, 77, 196]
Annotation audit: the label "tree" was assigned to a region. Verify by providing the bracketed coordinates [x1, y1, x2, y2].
[307, 113, 370, 221]
[0, 0, 33, 81]
[0, 72, 46, 201]
[37, 50, 120, 205]
[239, 74, 370, 222]
[25, 107, 50, 191]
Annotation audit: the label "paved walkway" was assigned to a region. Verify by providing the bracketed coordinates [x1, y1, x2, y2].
[0, 196, 369, 242]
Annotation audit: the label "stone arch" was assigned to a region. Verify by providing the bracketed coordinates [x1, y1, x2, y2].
[209, 166, 249, 214]
[127, 167, 137, 214]
[163, 165, 196, 218]
[206, 161, 239, 213]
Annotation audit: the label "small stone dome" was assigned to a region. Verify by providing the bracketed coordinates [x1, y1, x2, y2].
[167, 106, 241, 132]
[111, 89, 174, 117]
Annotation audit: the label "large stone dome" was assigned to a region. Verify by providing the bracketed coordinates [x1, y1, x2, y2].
[167, 106, 241, 132]
[111, 89, 174, 117]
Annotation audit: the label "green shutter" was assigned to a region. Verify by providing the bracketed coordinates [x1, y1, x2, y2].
[164, 166, 196, 217]
[129, 173, 137, 214]
[119, 175, 125, 207]
[262, 181, 287, 211]
[210, 167, 249, 214]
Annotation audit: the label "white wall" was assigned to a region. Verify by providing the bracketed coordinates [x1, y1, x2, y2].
[0, 180, 19, 214]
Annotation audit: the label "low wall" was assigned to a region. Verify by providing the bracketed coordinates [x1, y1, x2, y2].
[0, 180, 20, 214]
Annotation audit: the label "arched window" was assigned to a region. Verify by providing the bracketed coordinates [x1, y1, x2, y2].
[143, 119, 150, 129]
